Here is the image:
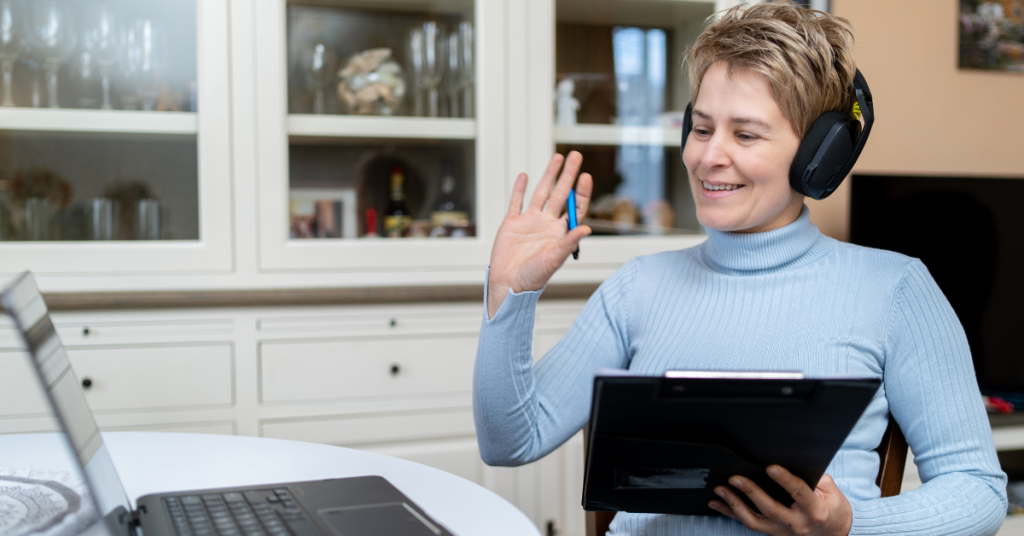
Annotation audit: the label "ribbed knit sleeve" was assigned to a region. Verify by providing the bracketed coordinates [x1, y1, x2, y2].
[849, 260, 1007, 535]
[473, 261, 637, 466]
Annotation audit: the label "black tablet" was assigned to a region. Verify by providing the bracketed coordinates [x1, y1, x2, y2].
[582, 371, 881, 516]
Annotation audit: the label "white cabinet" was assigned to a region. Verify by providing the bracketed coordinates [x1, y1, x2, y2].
[1, 299, 591, 536]
[0, 0, 234, 275]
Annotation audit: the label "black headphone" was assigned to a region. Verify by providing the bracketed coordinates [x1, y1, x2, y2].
[680, 68, 874, 201]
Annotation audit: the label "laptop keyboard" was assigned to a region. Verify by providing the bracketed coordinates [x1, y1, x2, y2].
[164, 489, 319, 536]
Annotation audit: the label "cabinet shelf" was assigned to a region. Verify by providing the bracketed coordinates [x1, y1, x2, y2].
[554, 124, 681, 147]
[287, 115, 476, 141]
[0, 109, 198, 135]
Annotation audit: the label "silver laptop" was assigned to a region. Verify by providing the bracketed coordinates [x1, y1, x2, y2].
[1, 271, 453, 536]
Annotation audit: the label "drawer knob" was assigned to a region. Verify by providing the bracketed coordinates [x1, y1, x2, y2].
[81, 377, 93, 389]
[389, 318, 397, 328]
[390, 364, 401, 376]
[82, 327, 91, 336]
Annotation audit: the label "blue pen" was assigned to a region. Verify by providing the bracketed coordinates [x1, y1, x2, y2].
[568, 188, 579, 260]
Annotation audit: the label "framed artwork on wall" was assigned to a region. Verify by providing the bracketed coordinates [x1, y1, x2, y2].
[960, 0, 1024, 73]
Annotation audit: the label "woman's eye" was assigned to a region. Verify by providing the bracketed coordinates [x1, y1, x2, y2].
[693, 128, 711, 137]
[737, 132, 758, 142]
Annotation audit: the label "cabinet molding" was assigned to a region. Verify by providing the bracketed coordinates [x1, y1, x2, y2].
[17, 283, 600, 311]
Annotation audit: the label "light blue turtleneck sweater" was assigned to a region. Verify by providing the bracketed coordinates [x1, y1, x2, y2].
[473, 207, 1007, 535]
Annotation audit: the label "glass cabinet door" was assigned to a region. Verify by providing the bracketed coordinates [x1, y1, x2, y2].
[553, 0, 716, 237]
[0, 0, 232, 273]
[257, 0, 501, 272]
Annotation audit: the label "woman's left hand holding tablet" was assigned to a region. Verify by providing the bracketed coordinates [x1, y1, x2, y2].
[709, 465, 852, 536]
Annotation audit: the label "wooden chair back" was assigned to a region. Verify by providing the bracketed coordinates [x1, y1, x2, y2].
[583, 417, 908, 536]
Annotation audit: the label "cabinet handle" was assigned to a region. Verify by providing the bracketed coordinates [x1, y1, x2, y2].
[82, 326, 91, 336]
[390, 364, 401, 376]
[389, 318, 397, 328]
[81, 377, 93, 389]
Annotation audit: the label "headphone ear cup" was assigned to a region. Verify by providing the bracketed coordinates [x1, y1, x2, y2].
[680, 103, 693, 168]
[789, 111, 856, 199]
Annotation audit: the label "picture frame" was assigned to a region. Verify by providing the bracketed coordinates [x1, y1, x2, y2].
[289, 188, 358, 239]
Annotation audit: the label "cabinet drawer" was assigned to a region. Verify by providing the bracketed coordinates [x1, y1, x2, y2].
[363, 438, 482, 485]
[257, 307, 481, 338]
[56, 319, 234, 344]
[260, 408, 474, 447]
[0, 349, 51, 417]
[66, 343, 234, 412]
[259, 335, 476, 403]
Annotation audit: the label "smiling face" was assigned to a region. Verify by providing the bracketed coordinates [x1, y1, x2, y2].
[683, 62, 805, 233]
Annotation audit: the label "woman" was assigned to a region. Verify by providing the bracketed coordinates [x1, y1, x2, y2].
[474, 2, 1007, 535]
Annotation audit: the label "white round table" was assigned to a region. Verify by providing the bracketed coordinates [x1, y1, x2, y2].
[4, 432, 540, 536]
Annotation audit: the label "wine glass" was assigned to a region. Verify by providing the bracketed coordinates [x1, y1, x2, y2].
[116, 24, 140, 109]
[409, 28, 424, 116]
[445, 31, 459, 117]
[458, 22, 474, 118]
[69, 49, 101, 108]
[303, 41, 335, 114]
[81, 5, 120, 110]
[421, 21, 445, 118]
[130, 19, 165, 111]
[0, 0, 25, 107]
[30, 1, 76, 109]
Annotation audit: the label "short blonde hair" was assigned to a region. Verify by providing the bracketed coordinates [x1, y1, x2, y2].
[686, 0, 856, 138]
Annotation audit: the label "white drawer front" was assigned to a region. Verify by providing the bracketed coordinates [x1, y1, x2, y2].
[67, 343, 234, 412]
[363, 437, 482, 485]
[259, 335, 477, 403]
[0, 349, 51, 417]
[258, 308, 481, 338]
[260, 409, 474, 447]
[56, 319, 234, 345]
[102, 421, 237, 435]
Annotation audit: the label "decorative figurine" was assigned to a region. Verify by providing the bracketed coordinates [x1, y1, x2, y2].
[337, 48, 406, 115]
[555, 78, 580, 125]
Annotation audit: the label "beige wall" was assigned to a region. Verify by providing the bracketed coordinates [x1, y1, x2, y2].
[807, 0, 1024, 241]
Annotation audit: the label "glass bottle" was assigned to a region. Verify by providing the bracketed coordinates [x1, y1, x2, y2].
[383, 166, 411, 238]
[430, 159, 469, 229]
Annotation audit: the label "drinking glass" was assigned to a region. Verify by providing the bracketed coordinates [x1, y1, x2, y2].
[31, 2, 75, 109]
[0, 0, 25, 107]
[303, 41, 335, 114]
[421, 22, 445, 118]
[69, 49, 101, 108]
[409, 28, 424, 117]
[137, 199, 160, 240]
[91, 198, 116, 240]
[445, 31, 460, 117]
[458, 22, 474, 118]
[25, 197, 52, 240]
[116, 24, 139, 109]
[130, 19, 164, 111]
[81, 5, 120, 110]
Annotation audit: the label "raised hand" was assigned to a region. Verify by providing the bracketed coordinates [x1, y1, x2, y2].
[487, 151, 593, 319]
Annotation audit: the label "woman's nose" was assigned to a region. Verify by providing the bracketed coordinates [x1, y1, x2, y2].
[700, 133, 730, 170]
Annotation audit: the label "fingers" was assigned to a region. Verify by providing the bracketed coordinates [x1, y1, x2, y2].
[766, 465, 818, 511]
[546, 151, 584, 216]
[528, 154, 566, 212]
[574, 172, 594, 220]
[563, 225, 591, 254]
[707, 500, 739, 521]
[713, 486, 779, 535]
[507, 173, 528, 217]
[726, 476, 798, 529]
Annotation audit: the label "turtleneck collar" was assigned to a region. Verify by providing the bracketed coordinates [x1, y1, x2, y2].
[700, 206, 832, 275]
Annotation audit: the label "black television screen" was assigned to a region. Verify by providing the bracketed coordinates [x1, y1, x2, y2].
[850, 175, 1024, 397]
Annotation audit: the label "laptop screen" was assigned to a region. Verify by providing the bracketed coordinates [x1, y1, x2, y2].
[1, 272, 131, 536]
